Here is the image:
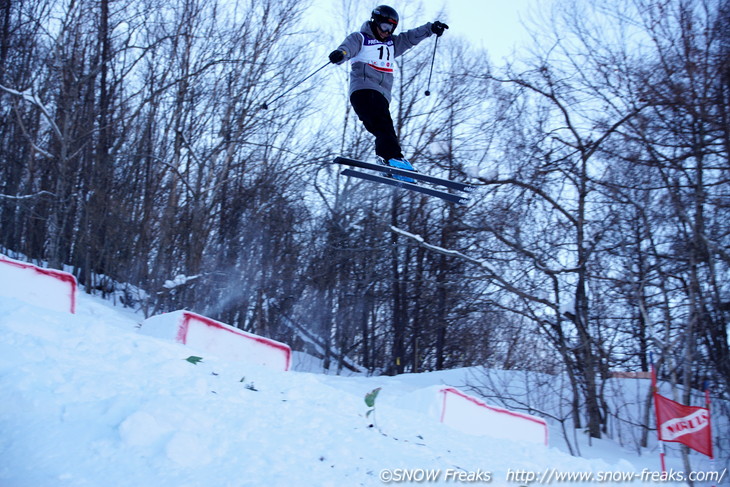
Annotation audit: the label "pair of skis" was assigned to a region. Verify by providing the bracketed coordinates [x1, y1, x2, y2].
[334, 157, 475, 205]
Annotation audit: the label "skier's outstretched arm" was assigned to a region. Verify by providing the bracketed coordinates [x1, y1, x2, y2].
[329, 33, 363, 64]
[392, 21, 448, 57]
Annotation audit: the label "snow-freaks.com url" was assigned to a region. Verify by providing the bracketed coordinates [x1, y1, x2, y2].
[506, 467, 727, 484]
[378, 467, 727, 484]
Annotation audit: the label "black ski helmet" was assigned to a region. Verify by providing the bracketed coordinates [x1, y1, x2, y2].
[371, 5, 399, 33]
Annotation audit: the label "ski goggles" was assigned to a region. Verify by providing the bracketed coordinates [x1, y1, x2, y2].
[378, 21, 396, 33]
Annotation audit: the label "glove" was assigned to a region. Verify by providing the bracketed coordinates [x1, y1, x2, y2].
[431, 21, 449, 37]
[329, 49, 345, 64]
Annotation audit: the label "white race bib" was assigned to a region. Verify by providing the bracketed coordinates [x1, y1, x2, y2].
[350, 33, 395, 73]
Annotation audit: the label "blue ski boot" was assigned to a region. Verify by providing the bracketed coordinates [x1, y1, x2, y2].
[382, 157, 417, 183]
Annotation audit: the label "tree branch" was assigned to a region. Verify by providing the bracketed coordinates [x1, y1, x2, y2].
[0, 190, 55, 200]
[390, 225, 559, 311]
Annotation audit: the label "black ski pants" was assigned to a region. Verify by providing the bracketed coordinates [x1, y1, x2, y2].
[350, 89, 403, 161]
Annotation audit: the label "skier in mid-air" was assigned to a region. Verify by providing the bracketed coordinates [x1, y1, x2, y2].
[328, 5, 448, 181]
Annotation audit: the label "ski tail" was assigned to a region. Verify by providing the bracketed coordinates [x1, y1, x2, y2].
[334, 157, 476, 193]
[340, 168, 469, 205]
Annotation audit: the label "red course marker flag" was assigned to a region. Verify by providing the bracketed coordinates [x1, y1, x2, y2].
[654, 392, 713, 458]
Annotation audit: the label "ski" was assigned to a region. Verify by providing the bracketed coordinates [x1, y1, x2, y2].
[340, 168, 470, 205]
[334, 157, 476, 193]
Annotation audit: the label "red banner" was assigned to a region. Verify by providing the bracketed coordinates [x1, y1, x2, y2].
[654, 392, 713, 458]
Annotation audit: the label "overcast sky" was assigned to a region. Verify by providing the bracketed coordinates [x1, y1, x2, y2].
[418, 0, 536, 61]
[310, 0, 541, 64]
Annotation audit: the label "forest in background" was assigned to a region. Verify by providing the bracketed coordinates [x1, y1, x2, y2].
[1, 0, 728, 465]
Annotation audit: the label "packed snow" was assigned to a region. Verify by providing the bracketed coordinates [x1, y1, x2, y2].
[0, 263, 724, 486]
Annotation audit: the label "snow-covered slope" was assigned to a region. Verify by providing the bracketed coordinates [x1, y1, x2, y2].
[0, 290, 707, 486]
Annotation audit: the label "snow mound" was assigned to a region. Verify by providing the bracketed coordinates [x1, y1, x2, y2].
[139, 310, 291, 371]
[0, 254, 77, 313]
[0, 291, 670, 486]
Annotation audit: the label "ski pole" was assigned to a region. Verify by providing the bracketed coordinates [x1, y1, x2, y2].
[424, 35, 439, 96]
[261, 61, 331, 110]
